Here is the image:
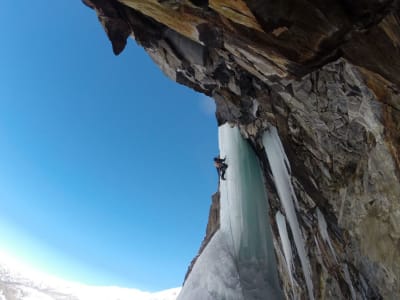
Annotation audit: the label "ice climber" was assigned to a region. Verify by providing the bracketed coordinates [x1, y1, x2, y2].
[214, 156, 228, 180]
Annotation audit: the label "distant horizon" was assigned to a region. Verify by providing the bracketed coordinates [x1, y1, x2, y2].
[0, 249, 181, 300]
[0, 249, 180, 291]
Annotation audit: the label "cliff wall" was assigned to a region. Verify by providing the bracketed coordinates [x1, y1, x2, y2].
[84, 1, 400, 298]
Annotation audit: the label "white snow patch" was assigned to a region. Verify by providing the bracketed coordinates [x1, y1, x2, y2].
[177, 231, 244, 300]
[19, 287, 54, 300]
[0, 250, 180, 300]
[263, 126, 314, 300]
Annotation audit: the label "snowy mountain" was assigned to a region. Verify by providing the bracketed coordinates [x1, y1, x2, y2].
[0, 254, 180, 300]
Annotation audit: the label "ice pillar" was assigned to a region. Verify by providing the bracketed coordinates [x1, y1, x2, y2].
[178, 124, 282, 300]
[263, 126, 314, 300]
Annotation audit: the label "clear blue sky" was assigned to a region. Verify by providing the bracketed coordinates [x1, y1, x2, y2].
[0, 0, 218, 291]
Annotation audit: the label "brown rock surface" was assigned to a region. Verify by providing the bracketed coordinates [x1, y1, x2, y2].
[84, 1, 400, 298]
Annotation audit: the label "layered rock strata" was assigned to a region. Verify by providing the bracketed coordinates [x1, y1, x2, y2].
[84, 1, 400, 298]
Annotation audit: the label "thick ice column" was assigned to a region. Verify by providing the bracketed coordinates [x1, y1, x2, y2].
[218, 124, 282, 299]
[178, 124, 282, 300]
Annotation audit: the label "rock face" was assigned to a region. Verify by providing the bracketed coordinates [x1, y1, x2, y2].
[84, 1, 400, 298]
[183, 192, 220, 283]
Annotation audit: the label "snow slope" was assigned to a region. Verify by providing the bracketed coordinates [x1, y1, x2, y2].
[178, 124, 282, 300]
[0, 252, 180, 300]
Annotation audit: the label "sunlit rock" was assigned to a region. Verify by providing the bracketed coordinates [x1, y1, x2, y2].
[84, 1, 400, 298]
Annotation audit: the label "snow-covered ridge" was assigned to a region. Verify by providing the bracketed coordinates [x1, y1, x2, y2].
[0, 251, 180, 300]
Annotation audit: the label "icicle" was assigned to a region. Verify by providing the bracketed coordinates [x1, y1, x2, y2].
[343, 264, 356, 300]
[316, 209, 337, 262]
[252, 99, 259, 117]
[275, 211, 294, 286]
[338, 187, 347, 224]
[263, 126, 314, 300]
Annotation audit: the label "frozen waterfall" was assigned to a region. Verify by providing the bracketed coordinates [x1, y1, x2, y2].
[178, 124, 282, 300]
